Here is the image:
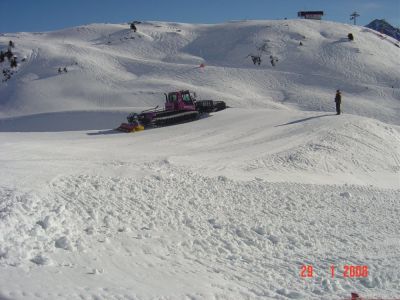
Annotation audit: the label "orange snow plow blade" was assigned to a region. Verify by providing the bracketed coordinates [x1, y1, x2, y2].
[135, 125, 144, 131]
[116, 123, 143, 133]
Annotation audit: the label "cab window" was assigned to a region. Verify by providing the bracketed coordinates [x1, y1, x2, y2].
[182, 93, 192, 103]
[168, 94, 177, 102]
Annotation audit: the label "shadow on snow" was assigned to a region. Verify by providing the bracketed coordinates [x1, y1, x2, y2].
[275, 113, 336, 127]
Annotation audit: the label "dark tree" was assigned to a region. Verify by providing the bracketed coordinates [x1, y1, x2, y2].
[5, 49, 13, 60]
[348, 33, 354, 41]
[250, 55, 261, 65]
[10, 57, 17, 68]
[9, 40, 15, 48]
[269, 55, 279, 67]
[0, 51, 4, 63]
[130, 23, 137, 32]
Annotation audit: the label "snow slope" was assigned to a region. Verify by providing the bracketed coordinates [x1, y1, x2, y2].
[0, 19, 399, 300]
[1, 20, 399, 123]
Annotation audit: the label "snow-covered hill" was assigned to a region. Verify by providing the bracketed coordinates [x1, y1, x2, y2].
[1, 20, 399, 123]
[0, 20, 399, 300]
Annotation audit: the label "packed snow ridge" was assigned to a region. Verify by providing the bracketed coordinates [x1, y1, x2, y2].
[0, 19, 399, 300]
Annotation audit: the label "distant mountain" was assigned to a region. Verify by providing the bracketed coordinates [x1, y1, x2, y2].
[365, 19, 400, 41]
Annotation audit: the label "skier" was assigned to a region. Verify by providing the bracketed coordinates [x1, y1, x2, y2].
[335, 90, 342, 115]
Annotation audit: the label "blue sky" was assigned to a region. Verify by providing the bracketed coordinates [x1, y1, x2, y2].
[0, 0, 399, 33]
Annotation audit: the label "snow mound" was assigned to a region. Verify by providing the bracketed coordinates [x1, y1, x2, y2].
[246, 117, 400, 175]
[1, 168, 399, 299]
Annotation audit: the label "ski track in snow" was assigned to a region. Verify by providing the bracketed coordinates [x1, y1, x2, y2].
[246, 119, 400, 174]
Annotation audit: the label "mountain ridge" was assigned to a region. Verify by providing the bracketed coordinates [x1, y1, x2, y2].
[366, 18, 400, 41]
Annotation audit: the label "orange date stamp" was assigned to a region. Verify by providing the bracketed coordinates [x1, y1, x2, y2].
[300, 264, 369, 278]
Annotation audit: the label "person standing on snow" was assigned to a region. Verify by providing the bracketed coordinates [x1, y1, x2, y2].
[335, 90, 342, 115]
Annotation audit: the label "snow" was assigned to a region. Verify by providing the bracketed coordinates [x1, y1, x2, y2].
[0, 19, 399, 299]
